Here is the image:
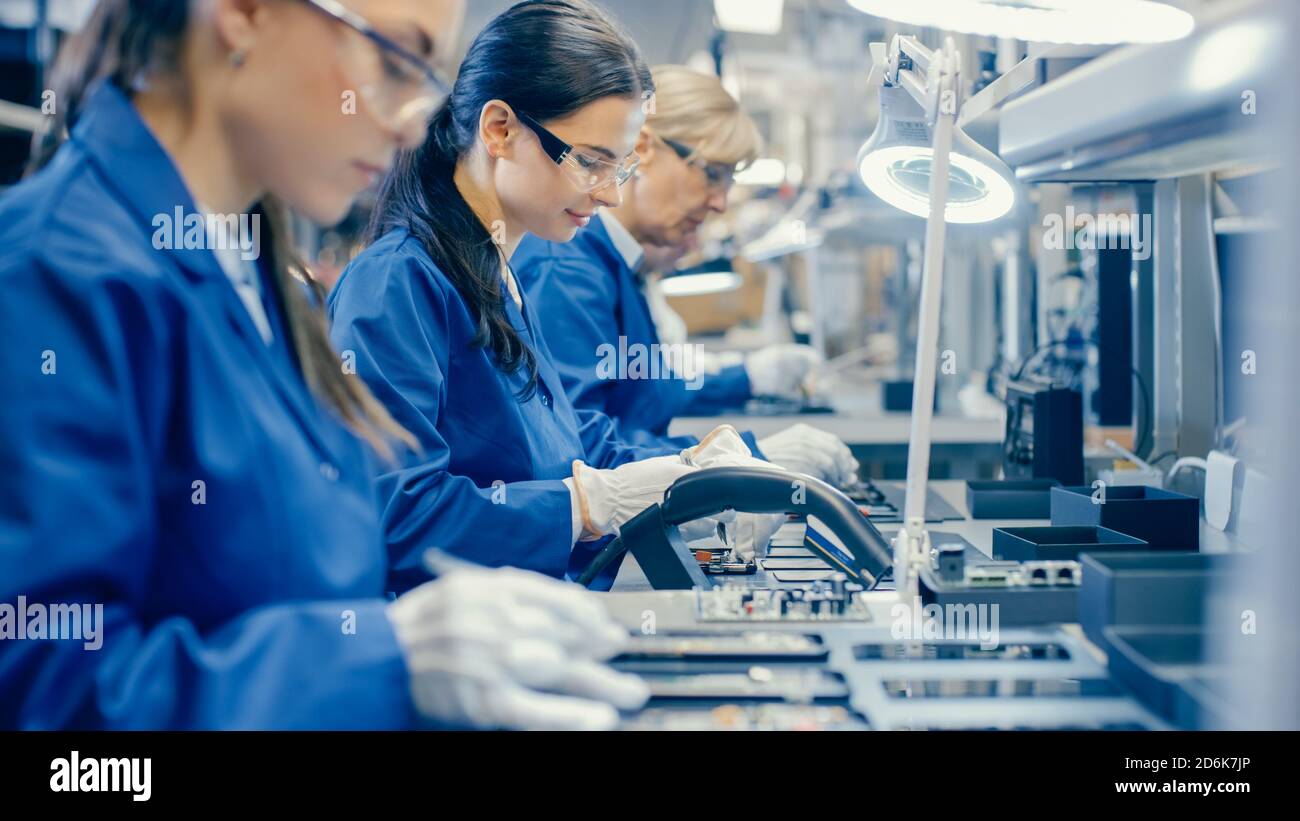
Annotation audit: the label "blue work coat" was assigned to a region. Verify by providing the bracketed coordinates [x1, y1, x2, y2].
[0, 82, 414, 729]
[328, 229, 677, 591]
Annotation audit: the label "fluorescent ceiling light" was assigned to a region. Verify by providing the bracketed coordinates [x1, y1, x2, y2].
[857, 86, 1015, 224]
[742, 218, 824, 263]
[845, 0, 1195, 45]
[1187, 19, 1282, 94]
[735, 158, 787, 187]
[714, 0, 785, 36]
[660, 271, 744, 297]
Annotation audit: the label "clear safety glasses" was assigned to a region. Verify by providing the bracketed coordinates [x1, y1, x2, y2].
[516, 111, 640, 194]
[659, 134, 737, 194]
[300, 0, 453, 133]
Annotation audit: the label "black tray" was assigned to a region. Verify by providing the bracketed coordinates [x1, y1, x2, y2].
[993, 525, 1147, 561]
[1079, 552, 1242, 652]
[1103, 626, 1237, 729]
[967, 479, 1060, 519]
[1050, 485, 1200, 550]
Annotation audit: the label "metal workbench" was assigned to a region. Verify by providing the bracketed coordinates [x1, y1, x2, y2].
[604, 480, 1243, 730]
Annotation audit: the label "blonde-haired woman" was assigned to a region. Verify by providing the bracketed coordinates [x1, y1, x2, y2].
[513, 65, 858, 486]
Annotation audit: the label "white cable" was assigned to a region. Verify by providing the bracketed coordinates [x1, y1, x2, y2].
[1166, 456, 1209, 484]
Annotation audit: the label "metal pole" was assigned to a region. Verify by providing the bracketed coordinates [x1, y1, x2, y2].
[894, 45, 957, 594]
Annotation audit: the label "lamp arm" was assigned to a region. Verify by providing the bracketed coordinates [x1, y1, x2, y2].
[891, 38, 962, 597]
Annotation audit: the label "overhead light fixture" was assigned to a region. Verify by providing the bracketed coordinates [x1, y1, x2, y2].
[661, 259, 744, 297]
[857, 86, 1016, 224]
[735, 158, 788, 188]
[742, 213, 824, 263]
[845, 0, 1194, 46]
[714, 0, 785, 36]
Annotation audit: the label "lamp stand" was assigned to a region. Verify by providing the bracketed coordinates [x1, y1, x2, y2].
[891, 40, 960, 598]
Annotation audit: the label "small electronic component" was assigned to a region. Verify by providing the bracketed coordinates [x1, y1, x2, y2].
[617, 633, 827, 661]
[698, 551, 758, 575]
[930, 558, 1082, 590]
[882, 677, 1123, 699]
[934, 543, 966, 582]
[896, 721, 1150, 731]
[853, 642, 1071, 661]
[642, 667, 849, 702]
[695, 578, 873, 622]
[623, 704, 868, 731]
[918, 560, 1082, 626]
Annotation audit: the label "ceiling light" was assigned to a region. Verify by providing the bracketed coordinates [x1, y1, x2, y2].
[714, 0, 785, 36]
[735, 158, 788, 187]
[845, 0, 1195, 46]
[660, 271, 744, 298]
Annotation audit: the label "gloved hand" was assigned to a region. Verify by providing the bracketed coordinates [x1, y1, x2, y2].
[681, 423, 757, 467]
[683, 425, 789, 560]
[387, 565, 649, 730]
[570, 455, 697, 539]
[758, 423, 859, 487]
[745, 344, 823, 398]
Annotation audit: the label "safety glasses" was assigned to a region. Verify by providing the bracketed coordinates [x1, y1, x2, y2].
[660, 134, 737, 194]
[516, 111, 640, 194]
[300, 0, 453, 132]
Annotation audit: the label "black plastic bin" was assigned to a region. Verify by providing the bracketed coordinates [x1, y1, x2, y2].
[992, 525, 1147, 561]
[1050, 485, 1200, 550]
[966, 479, 1060, 519]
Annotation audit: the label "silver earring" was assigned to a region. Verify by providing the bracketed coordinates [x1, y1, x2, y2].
[230, 50, 247, 68]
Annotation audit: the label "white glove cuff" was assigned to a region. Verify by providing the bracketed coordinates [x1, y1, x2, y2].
[570, 460, 608, 541]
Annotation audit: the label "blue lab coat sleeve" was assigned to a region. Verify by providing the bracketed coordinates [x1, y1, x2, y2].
[691, 362, 754, 414]
[0, 260, 414, 730]
[328, 249, 579, 584]
[572, 407, 683, 467]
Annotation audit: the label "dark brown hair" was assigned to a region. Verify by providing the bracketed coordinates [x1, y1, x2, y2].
[369, 0, 654, 399]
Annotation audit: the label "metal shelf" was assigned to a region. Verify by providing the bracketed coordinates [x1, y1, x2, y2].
[998, 0, 1283, 183]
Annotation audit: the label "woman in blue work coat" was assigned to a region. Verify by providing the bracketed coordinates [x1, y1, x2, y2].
[0, 0, 646, 731]
[328, 0, 769, 591]
[512, 66, 860, 485]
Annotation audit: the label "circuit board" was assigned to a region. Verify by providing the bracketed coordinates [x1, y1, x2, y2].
[695, 581, 873, 622]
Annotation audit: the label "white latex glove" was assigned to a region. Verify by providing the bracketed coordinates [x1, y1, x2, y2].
[745, 344, 823, 398]
[683, 425, 788, 560]
[570, 456, 697, 539]
[681, 423, 757, 467]
[727, 510, 787, 562]
[387, 566, 649, 731]
[758, 423, 860, 487]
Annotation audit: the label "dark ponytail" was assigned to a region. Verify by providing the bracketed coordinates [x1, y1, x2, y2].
[29, 0, 186, 173]
[369, 0, 654, 399]
[30, 0, 416, 460]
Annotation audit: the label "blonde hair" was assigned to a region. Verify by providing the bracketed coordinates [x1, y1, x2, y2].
[647, 65, 762, 170]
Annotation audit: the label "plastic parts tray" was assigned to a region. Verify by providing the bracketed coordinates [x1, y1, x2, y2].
[1050, 485, 1200, 550]
[993, 525, 1147, 561]
[967, 479, 1060, 519]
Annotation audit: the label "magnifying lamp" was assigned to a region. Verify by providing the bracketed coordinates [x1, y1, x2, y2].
[857, 85, 1016, 224]
[852, 7, 1195, 600]
[857, 34, 1028, 596]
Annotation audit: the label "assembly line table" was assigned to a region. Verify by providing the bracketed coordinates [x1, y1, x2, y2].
[603, 480, 1245, 730]
[609, 480, 1242, 593]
